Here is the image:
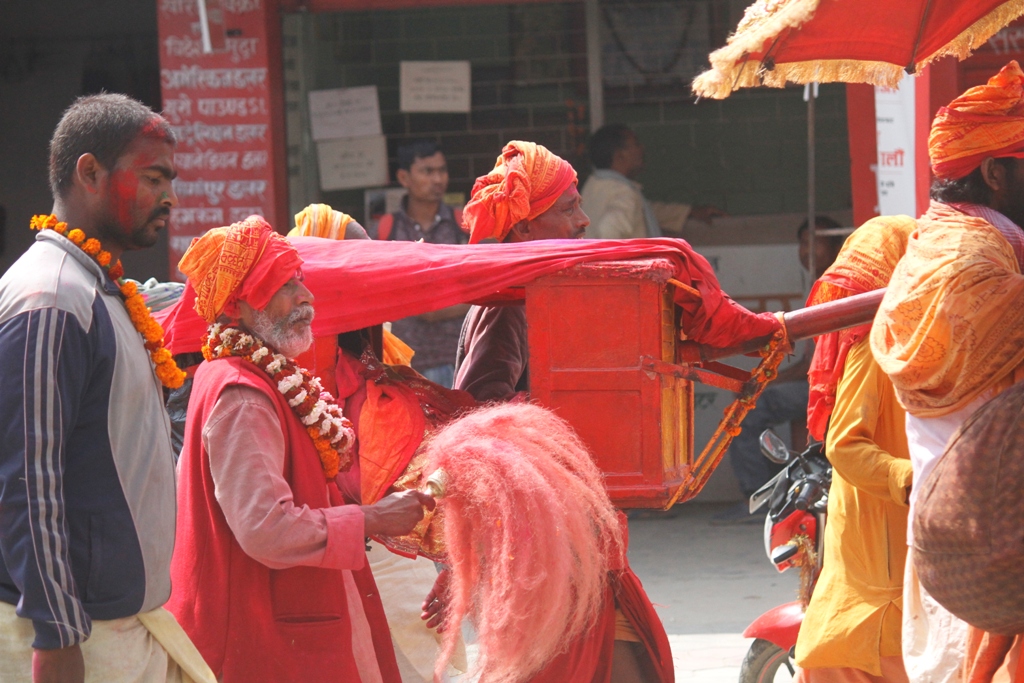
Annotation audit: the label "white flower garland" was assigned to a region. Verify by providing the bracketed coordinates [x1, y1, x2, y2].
[203, 323, 355, 478]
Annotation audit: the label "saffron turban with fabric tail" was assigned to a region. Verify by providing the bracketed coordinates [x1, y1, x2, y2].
[288, 203, 356, 240]
[929, 60, 1024, 180]
[462, 141, 577, 244]
[805, 216, 916, 441]
[178, 215, 303, 322]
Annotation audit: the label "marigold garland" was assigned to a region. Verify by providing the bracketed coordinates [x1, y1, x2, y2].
[202, 323, 355, 479]
[30, 214, 186, 389]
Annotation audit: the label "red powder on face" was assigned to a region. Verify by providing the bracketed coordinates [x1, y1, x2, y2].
[140, 115, 172, 143]
[106, 134, 170, 235]
[106, 166, 139, 234]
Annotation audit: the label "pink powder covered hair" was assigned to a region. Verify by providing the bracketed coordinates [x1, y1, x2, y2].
[423, 403, 623, 683]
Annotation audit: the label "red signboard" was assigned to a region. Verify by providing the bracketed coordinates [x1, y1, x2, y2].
[157, 0, 281, 280]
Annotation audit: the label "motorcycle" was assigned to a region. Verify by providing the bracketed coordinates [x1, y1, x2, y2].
[739, 430, 831, 683]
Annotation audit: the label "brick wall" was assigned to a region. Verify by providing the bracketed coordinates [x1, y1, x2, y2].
[283, 0, 851, 226]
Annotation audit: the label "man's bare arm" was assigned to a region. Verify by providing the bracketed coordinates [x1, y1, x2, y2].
[33, 645, 84, 683]
[361, 490, 435, 537]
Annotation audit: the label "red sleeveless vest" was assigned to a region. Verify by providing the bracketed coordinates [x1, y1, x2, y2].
[167, 357, 399, 682]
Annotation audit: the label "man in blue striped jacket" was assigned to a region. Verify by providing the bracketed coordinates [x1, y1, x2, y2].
[0, 95, 210, 683]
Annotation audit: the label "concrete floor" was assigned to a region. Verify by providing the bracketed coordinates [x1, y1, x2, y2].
[627, 502, 801, 635]
[627, 502, 801, 682]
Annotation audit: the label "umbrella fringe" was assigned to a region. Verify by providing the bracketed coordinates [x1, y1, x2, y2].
[923, 0, 1024, 65]
[693, 0, 821, 99]
[693, 0, 1024, 99]
[695, 59, 905, 99]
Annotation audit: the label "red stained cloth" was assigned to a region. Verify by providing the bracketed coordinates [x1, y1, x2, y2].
[159, 237, 779, 355]
[523, 568, 673, 683]
[527, 521, 673, 683]
[616, 567, 675, 683]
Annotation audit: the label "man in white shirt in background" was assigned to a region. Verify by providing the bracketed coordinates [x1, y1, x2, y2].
[581, 123, 723, 239]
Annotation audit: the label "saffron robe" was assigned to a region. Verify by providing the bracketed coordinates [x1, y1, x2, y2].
[871, 202, 1024, 417]
[796, 340, 912, 675]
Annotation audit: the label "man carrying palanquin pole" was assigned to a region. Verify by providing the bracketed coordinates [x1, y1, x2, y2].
[167, 215, 435, 683]
[794, 217, 917, 683]
[446, 140, 674, 683]
[871, 61, 1024, 683]
[453, 141, 589, 401]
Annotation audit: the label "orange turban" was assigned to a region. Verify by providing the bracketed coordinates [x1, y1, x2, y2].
[288, 203, 355, 240]
[178, 215, 303, 323]
[462, 141, 577, 244]
[929, 60, 1024, 180]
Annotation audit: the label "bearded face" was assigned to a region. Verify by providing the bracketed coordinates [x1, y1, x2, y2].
[96, 134, 177, 252]
[238, 276, 316, 359]
[249, 302, 315, 359]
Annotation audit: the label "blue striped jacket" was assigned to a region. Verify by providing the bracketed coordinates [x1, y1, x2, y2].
[0, 231, 177, 649]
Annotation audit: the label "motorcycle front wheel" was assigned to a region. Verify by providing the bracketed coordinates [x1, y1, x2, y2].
[739, 638, 797, 683]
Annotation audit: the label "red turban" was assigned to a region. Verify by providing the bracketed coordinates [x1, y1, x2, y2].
[178, 215, 303, 322]
[462, 141, 577, 244]
[929, 60, 1024, 180]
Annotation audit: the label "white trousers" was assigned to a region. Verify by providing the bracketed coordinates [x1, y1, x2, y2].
[367, 540, 467, 682]
[903, 548, 969, 683]
[0, 600, 192, 683]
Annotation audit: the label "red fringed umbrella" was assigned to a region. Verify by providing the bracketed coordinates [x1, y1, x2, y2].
[693, 0, 1024, 99]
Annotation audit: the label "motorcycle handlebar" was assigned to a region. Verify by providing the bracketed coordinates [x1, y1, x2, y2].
[794, 480, 820, 511]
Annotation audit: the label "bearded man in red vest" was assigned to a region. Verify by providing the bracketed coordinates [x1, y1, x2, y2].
[167, 215, 434, 683]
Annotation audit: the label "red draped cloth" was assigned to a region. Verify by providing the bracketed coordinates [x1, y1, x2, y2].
[159, 237, 779, 355]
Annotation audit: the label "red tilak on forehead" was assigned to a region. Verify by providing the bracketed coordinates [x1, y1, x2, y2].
[141, 115, 171, 142]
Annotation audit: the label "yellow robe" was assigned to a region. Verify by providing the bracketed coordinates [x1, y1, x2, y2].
[795, 339, 913, 675]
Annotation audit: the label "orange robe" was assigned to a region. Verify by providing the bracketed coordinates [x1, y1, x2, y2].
[871, 202, 1024, 418]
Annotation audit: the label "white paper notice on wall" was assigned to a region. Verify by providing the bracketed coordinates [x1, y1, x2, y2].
[308, 86, 382, 141]
[400, 61, 471, 113]
[316, 135, 389, 191]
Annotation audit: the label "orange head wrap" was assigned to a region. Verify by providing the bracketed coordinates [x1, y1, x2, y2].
[462, 141, 577, 244]
[288, 203, 356, 240]
[178, 215, 303, 323]
[929, 60, 1024, 180]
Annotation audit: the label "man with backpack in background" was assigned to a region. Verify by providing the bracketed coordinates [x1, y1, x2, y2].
[372, 140, 469, 387]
